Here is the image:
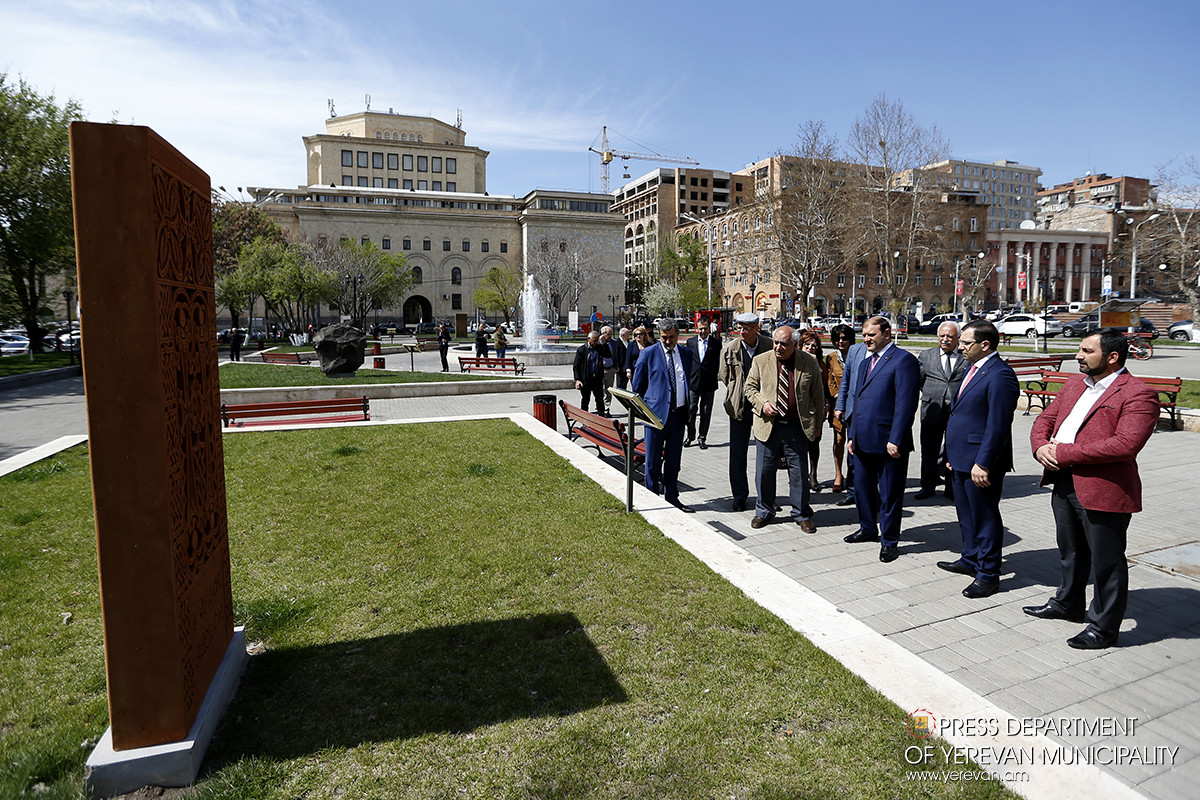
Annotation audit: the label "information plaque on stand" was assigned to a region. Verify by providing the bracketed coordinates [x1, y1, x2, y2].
[607, 387, 663, 513]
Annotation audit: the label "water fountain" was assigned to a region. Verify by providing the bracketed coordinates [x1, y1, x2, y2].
[516, 274, 575, 366]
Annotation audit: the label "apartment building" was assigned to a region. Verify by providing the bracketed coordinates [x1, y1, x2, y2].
[894, 159, 1043, 231]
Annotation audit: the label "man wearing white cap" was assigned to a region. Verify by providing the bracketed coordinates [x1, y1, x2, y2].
[719, 312, 773, 511]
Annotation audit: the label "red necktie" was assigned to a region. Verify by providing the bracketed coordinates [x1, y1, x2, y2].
[958, 364, 978, 398]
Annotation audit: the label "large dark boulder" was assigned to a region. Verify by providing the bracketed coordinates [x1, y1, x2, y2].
[313, 324, 366, 377]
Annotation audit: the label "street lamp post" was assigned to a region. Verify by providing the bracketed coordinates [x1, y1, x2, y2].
[1121, 212, 1161, 299]
[680, 211, 714, 307]
[344, 273, 364, 328]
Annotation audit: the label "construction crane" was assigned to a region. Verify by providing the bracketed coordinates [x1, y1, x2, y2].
[589, 126, 699, 193]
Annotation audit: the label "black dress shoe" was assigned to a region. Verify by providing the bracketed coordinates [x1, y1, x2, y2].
[914, 489, 936, 500]
[879, 545, 898, 563]
[670, 500, 695, 513]
[836, 494, 856, 506]
[684, 437, 694, 447]
[962, 578, 999, 598]
[698, 439, 707, 450]
[936, 560, 974, 576]
[732, 499, 746, 512]
[844, 529, 879, 544]
[751, 515, 771, 529]
[1067, 629, 1118, 650]
[1022, 603, 1084, 623]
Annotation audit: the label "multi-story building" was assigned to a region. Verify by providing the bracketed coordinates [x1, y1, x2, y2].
[611, 167, 744, 305]
[1037, 173, 1154, 223]
[894, 159, 1043, 231]
[248, 110, 622, 329]
[984, 230, 1110, 309]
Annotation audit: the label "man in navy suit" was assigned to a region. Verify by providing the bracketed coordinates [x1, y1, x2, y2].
[940, 320, 1019, 598]
[685, 320, 722, 449]
[845, 316, 920, 563]
[632, 318, 695, 512]
[833, 336, 867, 509]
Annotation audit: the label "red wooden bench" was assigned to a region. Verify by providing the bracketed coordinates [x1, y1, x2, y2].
[221, 397, 370, 428]
[559, 401, 645, 465]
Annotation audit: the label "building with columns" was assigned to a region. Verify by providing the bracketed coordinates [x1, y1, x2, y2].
[247, 109, 622, 330]
[985, 228, 1110, 309]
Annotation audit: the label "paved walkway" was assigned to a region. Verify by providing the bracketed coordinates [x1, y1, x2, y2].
[4, 348, 1199, 799]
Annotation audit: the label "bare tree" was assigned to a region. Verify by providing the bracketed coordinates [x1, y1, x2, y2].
[307, 238, 411, 329]
[1148, 158, 1200, 316]
[763, 121, 852, 319]
[846, 94, 951, 312]
[473, 263, 523, 324]
[524, 232, 607, 321]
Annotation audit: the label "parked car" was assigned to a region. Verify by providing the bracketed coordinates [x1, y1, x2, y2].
[1060, 312, 1099, 338]
[414, 322, 439, 335]
[1, 334, 30, 355]
[996, 313, 1062, 339]
[1167, 320, 1194, 342]
[917, 313, 961, 335]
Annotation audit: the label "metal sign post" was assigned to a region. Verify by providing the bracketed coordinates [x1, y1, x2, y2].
[608, 387, 664, 513]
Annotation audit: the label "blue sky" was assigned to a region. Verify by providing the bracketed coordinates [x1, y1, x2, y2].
[3, 0, 1198, 198]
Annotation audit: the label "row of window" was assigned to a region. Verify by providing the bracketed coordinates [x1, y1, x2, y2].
[375, 131, 422, 142]
[343, 176, 459, 191]
[953, 165, 1036, 182]
[341, 150, 458, 174]
[409, 266, 464, 285]
[370, 236, 509, 254]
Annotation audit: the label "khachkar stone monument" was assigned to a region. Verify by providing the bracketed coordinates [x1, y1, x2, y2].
[70, 122, 246, 797]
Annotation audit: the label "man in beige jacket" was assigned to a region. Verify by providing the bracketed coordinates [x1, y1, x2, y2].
[744, 325, 826, 531]
[718, 312, 774, 511]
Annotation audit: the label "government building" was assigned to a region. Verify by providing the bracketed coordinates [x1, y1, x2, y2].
[249, 109, 623, 332]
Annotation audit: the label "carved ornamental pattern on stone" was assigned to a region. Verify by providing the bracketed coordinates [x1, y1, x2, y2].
[152, 164, 233, 715]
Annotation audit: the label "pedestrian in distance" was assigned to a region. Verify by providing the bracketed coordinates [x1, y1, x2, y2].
[228, 327, 242, 362]
[718, 312, 774, 512]
[474, 322, 489, 358]
[437, 324, 452, 372]
[494, 324, 509, 360]
[825, 324, 853, 492]
[916, 321, 968, 500]
[625, 326, 650, 386]
[614, 327, 631, 390]
[939, 320, 1019, 598]
[1026, 328, 1159, 649]
[599, 325, 619, 414]
[844, 316, 920, 563]
[572, 330, 607, 414]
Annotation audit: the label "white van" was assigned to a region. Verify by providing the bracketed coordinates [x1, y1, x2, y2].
[1068, 302, 1097, 314]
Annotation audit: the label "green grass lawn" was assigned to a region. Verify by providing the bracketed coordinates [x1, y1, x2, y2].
[0, 351, 79, 377]
[0, 423, 1018, 799]
[219, 363, 498, 389]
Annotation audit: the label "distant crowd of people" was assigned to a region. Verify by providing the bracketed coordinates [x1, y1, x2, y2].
[585, 313, 1157, 651]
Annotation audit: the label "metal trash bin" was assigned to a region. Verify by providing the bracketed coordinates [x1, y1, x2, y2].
[373, 342, 382, 355]
[532, 394, 557, 429]
[373, 357, 385, 369]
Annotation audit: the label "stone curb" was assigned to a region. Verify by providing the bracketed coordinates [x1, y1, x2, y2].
[0, 364, 83, 392]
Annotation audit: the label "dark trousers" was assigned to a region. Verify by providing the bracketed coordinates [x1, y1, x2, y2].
[951, 470, 1005, 583]
[1051, 473, 1131, 638]
[754, 423, 812, 521]
[919, 408, 951, 491]
[687, 389, 715, 442]
[439, 345, 449, 371]
[579, 376, 605, 413]
[644, 405, 686, 503]
[851, 448, 909, 546]
[728, 405, 754, 504]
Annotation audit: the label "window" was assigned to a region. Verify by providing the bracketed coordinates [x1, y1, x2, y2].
[342, 175, 353, 186]
[417, 156, 428, 172]
[341, 150, 353, 167]
[443, 239, 451, 251]
[969, 217, 978, 232]
[447, 182, 456, 192]
[417, 180, 427, 190]
[451, 267, 462, 284]
[432, 181, 442, 191]
[402, 237, 411, 251]
[412, 266, 423, 283]
[837, 274, 845, 287]
[387, 153, 398, 170]
[423, 238, 431, 251]
[403, 179, 413, 190]
[432, 157, 442, 173]
[914, 275, 922, 285]
[372, 152, 383, 169]
[446, 158, 456, 174]
[382, 237, 391, 250]
[388, 178, 398, 189]
[361, 236, 370, 246]
[462, 240, 470, 252]
[357, 151, 368, 168]
[857, 274, 865, 287]
[402, 154, 413, 170]
[373, 177, 383, 188]
[357, 176, 368, 187]
[933, 275, 942, 286]
[481, 240, 489, 253]
[451, 293, 462, 309]
[500, 241, 508, 253]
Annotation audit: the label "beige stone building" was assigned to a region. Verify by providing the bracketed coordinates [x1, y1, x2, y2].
[895, 159, 1043, 232]
[249, 110, 623, 330]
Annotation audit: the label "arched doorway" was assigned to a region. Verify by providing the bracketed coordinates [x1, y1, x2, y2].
[403, 295, 432, 326]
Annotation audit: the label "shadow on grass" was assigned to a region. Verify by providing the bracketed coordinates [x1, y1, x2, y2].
[210, 612, 626, 762]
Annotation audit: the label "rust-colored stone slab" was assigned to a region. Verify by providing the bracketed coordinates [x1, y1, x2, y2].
[69, 122, 233, 751]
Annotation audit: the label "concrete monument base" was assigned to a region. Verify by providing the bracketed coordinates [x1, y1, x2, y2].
[84, 627, 247, 799]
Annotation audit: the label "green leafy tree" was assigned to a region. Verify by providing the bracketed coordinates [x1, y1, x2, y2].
[662, 234, 714, 313]
[212, 195, 285, 276]
[0, 74, 82, 349]
[308, 238, 411, 329]
[473, 264, 522, 324]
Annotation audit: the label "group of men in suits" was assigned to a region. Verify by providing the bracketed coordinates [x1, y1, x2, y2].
[623, 311, 1154, 650]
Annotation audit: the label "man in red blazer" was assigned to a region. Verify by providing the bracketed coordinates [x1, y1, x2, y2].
[1027, 328, 1159, 650]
